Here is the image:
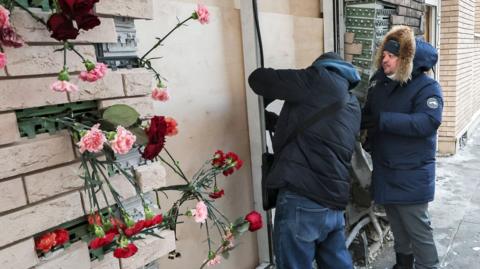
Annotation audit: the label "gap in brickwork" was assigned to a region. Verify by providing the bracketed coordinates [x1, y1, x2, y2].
[15, 101, 99, 138]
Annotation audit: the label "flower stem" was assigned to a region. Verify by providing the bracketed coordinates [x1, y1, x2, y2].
[139, 16, 193, 62]
[67, 43, 86, 62]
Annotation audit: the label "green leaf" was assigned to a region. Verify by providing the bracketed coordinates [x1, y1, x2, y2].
[102, 104, 140, 128]
[129, 127, 148, 145]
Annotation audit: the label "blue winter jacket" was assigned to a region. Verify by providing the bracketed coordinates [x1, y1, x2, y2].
[249, 57, 361, 209]
[364, 39, 443, 205]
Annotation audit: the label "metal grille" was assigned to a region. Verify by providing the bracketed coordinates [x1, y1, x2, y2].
[345, 1, 395, 103]
[16, 101, 99, 138]
[95, 17, 140, 70]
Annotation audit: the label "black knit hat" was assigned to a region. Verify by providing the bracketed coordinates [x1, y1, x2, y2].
[384, 39, 400, 56]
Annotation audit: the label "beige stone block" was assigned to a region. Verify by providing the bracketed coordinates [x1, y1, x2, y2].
[345, 32, 355, 44]
[345, 43, 363, 55]
[0, 238, 39, 269]
[0, 192, 84, 247]
[344, 54, 353, 63]
[0, 76, 69, 111]
[35, 241, 90, 269]
[0, 178, 27, 213]
[121, 69, 154, 96]
[25, 163, 84, 203]
[11, 8, 117, 44]
[120, 230, 175, 269]
[135, 162, 167, 192]
[99, 97, 154, 118]
[0, 132, 75, 179]
[91, 252, 120, 269]
[69, 70, 125, 102]
[438, 139, 457, 155]
[96, 0, 154, 19]
[3, 45, 96, 76]
[82, 174, 137, 212]
[0, 112, 20, 145]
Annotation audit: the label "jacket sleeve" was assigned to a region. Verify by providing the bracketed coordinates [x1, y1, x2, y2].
[379, 81, 443, 137]
[248, 67, 312, 102]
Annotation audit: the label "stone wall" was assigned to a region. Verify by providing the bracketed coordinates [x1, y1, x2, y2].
[0, 1, 176, 268]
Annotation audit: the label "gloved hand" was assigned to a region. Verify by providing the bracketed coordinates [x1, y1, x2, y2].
[264, 111, 278, 132]
[361, 114, 378, 131]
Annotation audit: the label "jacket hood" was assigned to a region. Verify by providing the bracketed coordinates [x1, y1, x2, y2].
[313, 58, 361, 89]
[412, 38, 438, 76]
[375, 25, 415, 84]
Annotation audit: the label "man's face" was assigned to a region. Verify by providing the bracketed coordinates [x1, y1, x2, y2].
[382, 51, 399, 75]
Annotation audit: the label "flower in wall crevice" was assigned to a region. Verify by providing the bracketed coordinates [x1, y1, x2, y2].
[35, 229, 70, 254]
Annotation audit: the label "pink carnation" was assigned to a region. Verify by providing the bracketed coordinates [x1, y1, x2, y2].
[207, 255, 221, 266]
[0, 52, 6, 69]
[79, 63, 108, 82]
[77, 124, 107, 153]
[193, 201, 208, 223]
[151, 87, 169, 102]
[0, 5, 10, 29]
[165, 117, 178, 136]
[195, 4, 210, 24]
[110, 126, 136, 154]
[50, 80, 79, 93]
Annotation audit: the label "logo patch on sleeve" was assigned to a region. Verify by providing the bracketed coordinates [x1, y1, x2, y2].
[427, 97, 439, 109]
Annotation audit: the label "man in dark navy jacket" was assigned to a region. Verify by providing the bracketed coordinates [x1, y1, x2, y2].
[362, 26, 443, 269]
[249, 52, 361, 269]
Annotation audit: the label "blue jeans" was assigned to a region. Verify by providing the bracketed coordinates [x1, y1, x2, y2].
[273, 189, 353, 269]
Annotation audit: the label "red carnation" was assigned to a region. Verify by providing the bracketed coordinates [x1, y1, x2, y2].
[0, 26, 24, 48]
[74, 12, 100, 31]
[123, 220, 145, 237]
[245, 211, 263, 232]
[113, 243, 138, 259]
[142, 116, 167, 160]
[144, 214, 163, 228]
[212, 150, 225, 167]
[58, 0, 99, 17]
[47, 13, 79, 41]
[54, 229, 70, 245]
[222, 152, 243, 176]
[89, 232, 116, 249]
[35, 232, 56, 253]
[209, 189, 225, 199]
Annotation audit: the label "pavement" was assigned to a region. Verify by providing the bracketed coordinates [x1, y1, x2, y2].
[369, 124, 480, 269]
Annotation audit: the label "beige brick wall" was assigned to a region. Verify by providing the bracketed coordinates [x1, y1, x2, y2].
[0, 1, 175, 268]
[0, 112, 20, 145]
[438, 0, 480, 154]
[0, 239, 39, 269]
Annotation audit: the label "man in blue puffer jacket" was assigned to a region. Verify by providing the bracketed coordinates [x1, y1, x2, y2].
[362, 25, 443, 269]
[249, 52, 361, 269]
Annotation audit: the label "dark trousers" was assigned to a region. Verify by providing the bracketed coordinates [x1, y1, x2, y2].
[385, 204, 439, 269]
[273, 190, 353, 269]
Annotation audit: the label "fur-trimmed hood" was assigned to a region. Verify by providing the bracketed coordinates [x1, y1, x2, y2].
[374, 25, 416, 84]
